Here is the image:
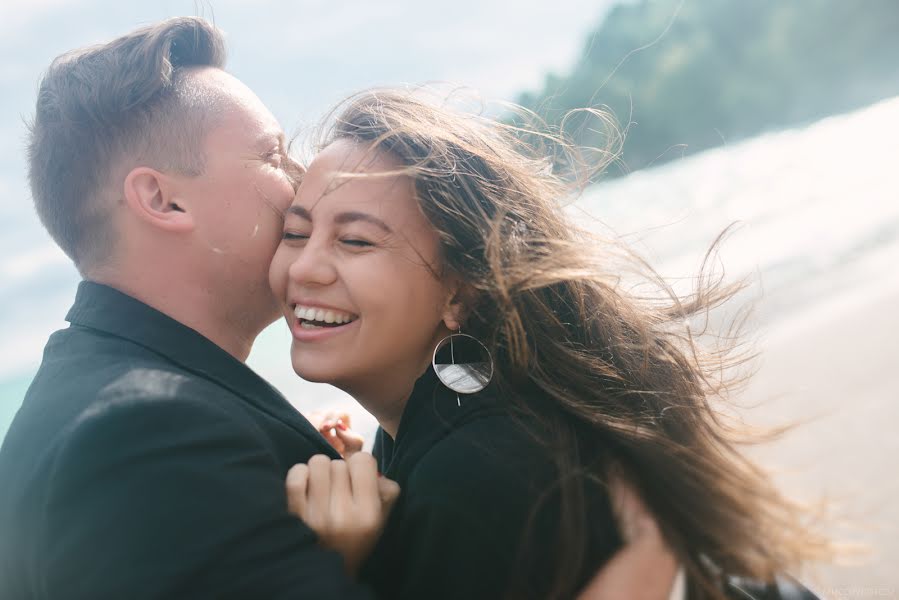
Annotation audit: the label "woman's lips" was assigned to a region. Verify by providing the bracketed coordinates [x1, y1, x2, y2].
[289, 315, 359, 342]
[293, 303, 358, 325]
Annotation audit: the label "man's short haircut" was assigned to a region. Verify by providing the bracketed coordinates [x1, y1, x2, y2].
[27, 17, 227, 269]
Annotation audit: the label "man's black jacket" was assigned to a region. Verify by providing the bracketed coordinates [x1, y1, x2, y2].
[0, 281, 370, 599]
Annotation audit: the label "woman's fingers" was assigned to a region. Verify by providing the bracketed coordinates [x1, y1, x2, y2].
[308, 410, 350, 429]
[329, 458, 351, 510]
[314, 412, 361, 458]
[306, 454, 333, 529]
[334, 426, 365, 458]
[285, 452, 400, 576]
[377, 475, 401, 509]
[285, 463, 309, 519]
[347, 452, 379, 509]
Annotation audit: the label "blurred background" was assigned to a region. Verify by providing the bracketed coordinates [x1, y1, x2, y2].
[1, 0, 897, 594]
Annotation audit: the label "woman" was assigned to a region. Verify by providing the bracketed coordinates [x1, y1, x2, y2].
[269, 89, 827, 599]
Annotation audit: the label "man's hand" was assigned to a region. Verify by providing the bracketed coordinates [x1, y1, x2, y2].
[307, 411, 365, 458]
[577, 476, 683, 600]
[286, 453, 400, 575]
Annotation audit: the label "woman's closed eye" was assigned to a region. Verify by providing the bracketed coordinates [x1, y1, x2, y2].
[281, 232, 374, 249]
[340, 238, 374, 248]
[282, 232, 309, 243]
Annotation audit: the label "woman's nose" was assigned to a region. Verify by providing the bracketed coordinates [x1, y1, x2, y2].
[287, 239, 338, 287]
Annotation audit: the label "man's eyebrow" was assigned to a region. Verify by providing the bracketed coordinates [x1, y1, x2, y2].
[285, 206, 392, 233]
[256, 130, 286, 149]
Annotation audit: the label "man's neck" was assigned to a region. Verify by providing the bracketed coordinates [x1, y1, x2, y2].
[88, 272, 262, 362]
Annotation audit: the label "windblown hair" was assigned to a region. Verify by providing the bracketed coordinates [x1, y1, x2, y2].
[27, 17, 226, 269]
[317, 89, 830, 599]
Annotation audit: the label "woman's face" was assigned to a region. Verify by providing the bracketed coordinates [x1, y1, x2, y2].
[269, 139, 457, 395]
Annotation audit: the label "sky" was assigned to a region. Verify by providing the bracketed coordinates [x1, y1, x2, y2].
[0, 2, 615, 340]
[3, 5, 898, 580]
[0, 0, 616, 413]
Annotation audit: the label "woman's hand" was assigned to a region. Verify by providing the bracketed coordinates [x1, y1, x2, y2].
[577, 476, 683, 600]
[286, 453, 400, 575]
[308, 411, 365, 458]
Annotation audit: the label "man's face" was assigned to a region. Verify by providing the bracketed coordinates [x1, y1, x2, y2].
[174, 69, 296, 327]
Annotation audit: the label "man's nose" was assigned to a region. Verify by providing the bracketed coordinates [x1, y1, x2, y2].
[287, 238, 338, 287]
[284, 155, 306, 192]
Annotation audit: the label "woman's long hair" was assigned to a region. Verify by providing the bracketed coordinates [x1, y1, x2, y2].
[312, 88, 830, 599]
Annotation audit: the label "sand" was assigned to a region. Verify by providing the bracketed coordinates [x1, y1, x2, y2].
[741, 281, 899, 597]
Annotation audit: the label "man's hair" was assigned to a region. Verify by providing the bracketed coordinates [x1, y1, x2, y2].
[27, 17, 227, 268]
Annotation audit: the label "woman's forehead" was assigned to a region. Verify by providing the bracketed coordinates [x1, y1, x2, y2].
[309, 138, 400, 177]
[293, 142, 414, 217]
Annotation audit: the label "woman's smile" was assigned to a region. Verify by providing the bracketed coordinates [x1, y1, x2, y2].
[290, 302, 361, 342]
[268, 138, 458, 397]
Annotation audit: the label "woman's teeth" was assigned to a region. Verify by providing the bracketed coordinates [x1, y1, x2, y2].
[293, 304, 357, 327]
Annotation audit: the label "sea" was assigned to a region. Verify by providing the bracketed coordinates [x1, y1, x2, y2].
[2, 95, 898, 442]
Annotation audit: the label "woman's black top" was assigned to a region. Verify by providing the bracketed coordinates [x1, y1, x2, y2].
[359, 367, 621, 600]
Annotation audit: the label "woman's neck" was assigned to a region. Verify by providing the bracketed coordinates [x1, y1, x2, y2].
[340, 360, 433, 439]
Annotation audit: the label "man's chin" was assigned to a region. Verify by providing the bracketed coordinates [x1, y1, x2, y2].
[256, 296, 284, 328]
[240, 301, 283, 345]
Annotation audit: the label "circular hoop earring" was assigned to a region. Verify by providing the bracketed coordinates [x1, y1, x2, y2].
[432, 332, 494, 397]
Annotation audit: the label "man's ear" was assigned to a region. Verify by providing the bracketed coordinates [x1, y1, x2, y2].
[122, 167, 194, 233]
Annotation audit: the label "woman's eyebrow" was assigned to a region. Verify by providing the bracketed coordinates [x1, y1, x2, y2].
[333, 211, 392, 233]
[285, 206, 392, 233]
[286, 205, 312, 220]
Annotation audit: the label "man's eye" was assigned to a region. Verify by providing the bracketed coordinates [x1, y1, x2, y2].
[263, 151, 283, 168]
[283, 232, 309, 242]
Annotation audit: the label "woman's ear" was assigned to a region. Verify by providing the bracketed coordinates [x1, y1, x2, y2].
[122, 167, 195, 233]
[441, 283, 472, 332]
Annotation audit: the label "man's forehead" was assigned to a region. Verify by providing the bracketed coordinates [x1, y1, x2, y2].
[186, 67, 279, 126]
[187, 67, 245, 95]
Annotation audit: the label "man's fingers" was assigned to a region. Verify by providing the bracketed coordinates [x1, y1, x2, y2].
[609, 473, 653, 544]
[285, 463, 309, 519]
[579, 470, 680, 600]
[575, 534, 679, 600]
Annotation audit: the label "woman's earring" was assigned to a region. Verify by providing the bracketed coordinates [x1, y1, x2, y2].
[432, 330, 494, 405]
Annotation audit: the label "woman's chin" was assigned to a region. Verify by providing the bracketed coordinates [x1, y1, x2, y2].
[290, 356, 345, 386]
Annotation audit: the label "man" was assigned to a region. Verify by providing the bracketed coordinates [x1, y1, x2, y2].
[0, 17, 677, 599]
[0, 17, 378, 599]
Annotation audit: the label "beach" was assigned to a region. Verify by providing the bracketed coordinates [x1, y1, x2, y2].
[2, 95, 897, 595]
[744, 279, 899, 596]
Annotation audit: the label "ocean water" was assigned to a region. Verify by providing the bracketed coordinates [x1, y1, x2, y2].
[2, 96, 898, 443]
